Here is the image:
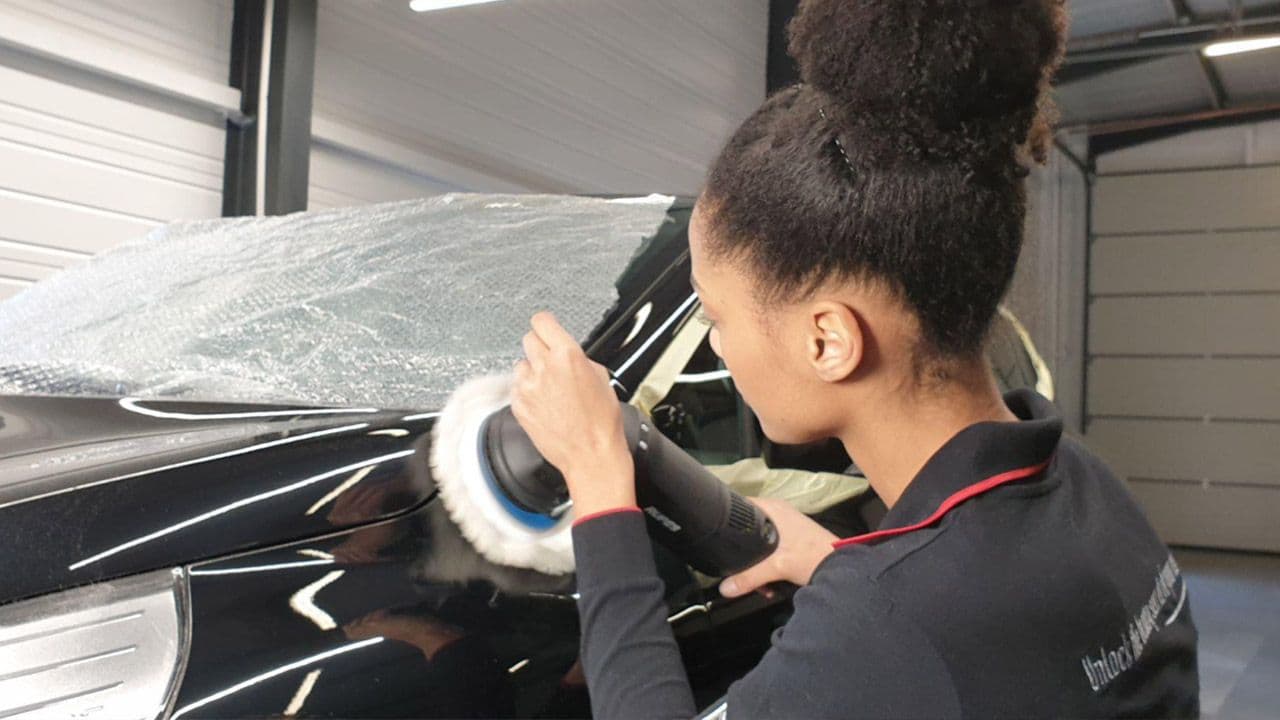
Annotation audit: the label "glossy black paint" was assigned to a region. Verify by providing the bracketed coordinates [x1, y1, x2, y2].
[0, 198, 793, 717]
[0, 395, 436, 604]
[174, 499, 788, 718]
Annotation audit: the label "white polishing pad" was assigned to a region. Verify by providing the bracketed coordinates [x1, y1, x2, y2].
[430, 373, 575, 575]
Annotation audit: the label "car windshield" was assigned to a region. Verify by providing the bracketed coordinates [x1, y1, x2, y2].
[0, 194, 677, 410]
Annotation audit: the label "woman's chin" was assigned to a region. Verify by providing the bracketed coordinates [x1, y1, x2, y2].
[758, 421, 821, 447]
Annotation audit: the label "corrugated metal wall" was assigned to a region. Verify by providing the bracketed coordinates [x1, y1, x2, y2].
[0, 0, 233, 300]
[1087, 120, 1280, 552]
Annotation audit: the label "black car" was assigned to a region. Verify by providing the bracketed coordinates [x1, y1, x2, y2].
[0, 194, 1052, 718]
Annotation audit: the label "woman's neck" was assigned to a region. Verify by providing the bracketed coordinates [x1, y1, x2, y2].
[838, 362, 1017, 509]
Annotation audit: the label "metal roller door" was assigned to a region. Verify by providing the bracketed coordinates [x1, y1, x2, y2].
[1086, 163, 1280, 552]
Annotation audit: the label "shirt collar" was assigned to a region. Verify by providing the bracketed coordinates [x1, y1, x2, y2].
[877, 389, 1063, 533]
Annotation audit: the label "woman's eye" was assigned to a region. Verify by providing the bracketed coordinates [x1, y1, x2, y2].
[695, 309, 715, 328]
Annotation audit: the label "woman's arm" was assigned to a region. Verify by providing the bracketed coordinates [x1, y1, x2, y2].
[573, 509, 697, 720]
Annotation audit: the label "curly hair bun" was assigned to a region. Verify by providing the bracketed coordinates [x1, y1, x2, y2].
[788, 0, 1067, 167]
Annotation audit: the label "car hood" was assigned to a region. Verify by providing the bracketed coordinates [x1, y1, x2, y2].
[0, 394, 436, 604]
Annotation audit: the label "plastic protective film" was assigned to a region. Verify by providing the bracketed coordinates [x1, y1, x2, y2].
[0, 194, 675, 410]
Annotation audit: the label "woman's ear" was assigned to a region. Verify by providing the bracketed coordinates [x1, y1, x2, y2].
[805, 301, 863, 383]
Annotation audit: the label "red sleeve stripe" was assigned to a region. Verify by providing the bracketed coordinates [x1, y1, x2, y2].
[573, 506, 642, 528]
[833, 458, 1053, 549]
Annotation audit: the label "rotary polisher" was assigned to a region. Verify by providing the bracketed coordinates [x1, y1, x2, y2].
[430, 374, 779, 577]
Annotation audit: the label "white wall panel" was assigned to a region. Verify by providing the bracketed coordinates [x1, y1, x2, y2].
[0, 0, 232, 291]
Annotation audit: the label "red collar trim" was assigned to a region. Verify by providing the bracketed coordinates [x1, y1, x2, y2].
[833, 458, 1054, 549]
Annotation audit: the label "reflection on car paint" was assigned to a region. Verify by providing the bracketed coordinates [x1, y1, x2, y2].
[0, 395, 436, 604]
[0, 422, 370, 512]
[67, 449, 416, 571]
[172, 494, 774, 718]
[118, 397, 382, 421]
[612, 293, 698, 377]
[171, 637, 387, 719]
[620, 301, 654, 347]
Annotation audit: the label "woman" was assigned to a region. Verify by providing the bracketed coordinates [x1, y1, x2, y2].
[512, 0, 1200, 717]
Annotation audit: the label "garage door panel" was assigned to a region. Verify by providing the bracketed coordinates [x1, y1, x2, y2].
[1091, 231, 1280, 294]
[1127, 480, 1280, 552]
[0, 193, 156, 255]
[0, 258, 59, 284]
[0, 141, 219, 222]
[1090, 295, 1280, 355]
[0, 239, 86, 271]
[0, 278, 31, 301]
[1088, 419, 1280, 487]
[0, 115, 222, 189]
[1093, 166, 1280, 234]
[1088, 358, 1280, 420]
[0, 65, 225, 160]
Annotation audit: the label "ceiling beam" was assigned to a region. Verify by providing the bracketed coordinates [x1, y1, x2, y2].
[1088, 103, 1280, 155]
[1057, 6, 1280, 85]
[1197, 54, 1229, 109]
[1165, 0, 1196, 25]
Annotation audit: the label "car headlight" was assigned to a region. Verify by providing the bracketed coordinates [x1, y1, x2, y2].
[0, 568, 190, 720]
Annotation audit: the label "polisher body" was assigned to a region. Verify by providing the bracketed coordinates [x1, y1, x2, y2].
[484, 403, 779, 577]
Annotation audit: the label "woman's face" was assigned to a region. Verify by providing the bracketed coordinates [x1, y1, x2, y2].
[688, 203, 825, 445]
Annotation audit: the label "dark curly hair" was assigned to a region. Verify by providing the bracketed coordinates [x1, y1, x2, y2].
[702, 0, 1067, 370]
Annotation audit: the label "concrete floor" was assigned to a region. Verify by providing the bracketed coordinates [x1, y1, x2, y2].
[1177, 548, 1280, 720]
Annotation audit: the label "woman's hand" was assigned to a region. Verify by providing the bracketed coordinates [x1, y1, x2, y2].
[719, 497, 837, 598]
[510, 312, 637, 518]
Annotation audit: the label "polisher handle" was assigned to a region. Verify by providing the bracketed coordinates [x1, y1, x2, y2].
[622, 405, 780, 577]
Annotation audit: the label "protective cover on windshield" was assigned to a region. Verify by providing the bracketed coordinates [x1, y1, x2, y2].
[0, 194, 676, 409]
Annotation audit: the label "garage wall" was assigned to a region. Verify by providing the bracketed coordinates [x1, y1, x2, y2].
[0, 0, 234, 299]
[309, 0, 768, 202]
[1007, 132, 1090, 434]
[1087, 121, 1280, 552]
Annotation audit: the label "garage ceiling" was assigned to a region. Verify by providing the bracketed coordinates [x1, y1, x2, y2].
[1059, 0, 1280, 126]
[313, 0, 766, 195]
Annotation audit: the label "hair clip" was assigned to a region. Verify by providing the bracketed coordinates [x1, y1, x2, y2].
[816, 106, 856, 176]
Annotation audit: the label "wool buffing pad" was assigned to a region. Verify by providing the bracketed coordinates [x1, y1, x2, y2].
[429, 373, 575, 575]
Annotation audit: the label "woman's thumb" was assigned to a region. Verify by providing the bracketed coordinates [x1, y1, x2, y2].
[719, 562, 775, 598]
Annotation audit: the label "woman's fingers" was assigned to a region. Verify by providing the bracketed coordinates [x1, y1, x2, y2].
[522, 330, 548, 369]
[530, 311, 578, 351]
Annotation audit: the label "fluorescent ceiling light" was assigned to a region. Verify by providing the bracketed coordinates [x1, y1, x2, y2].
[410, 0, 506, 12]
[1203, 35, 1280, 57]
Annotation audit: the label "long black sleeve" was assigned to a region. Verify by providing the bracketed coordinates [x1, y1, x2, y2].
[571, 511, 960, 720]
[568, 404, 1200, 719]
[572, 510, 697, 720]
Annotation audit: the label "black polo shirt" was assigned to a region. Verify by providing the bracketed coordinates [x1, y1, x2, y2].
[571, 389, 1200, 719]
